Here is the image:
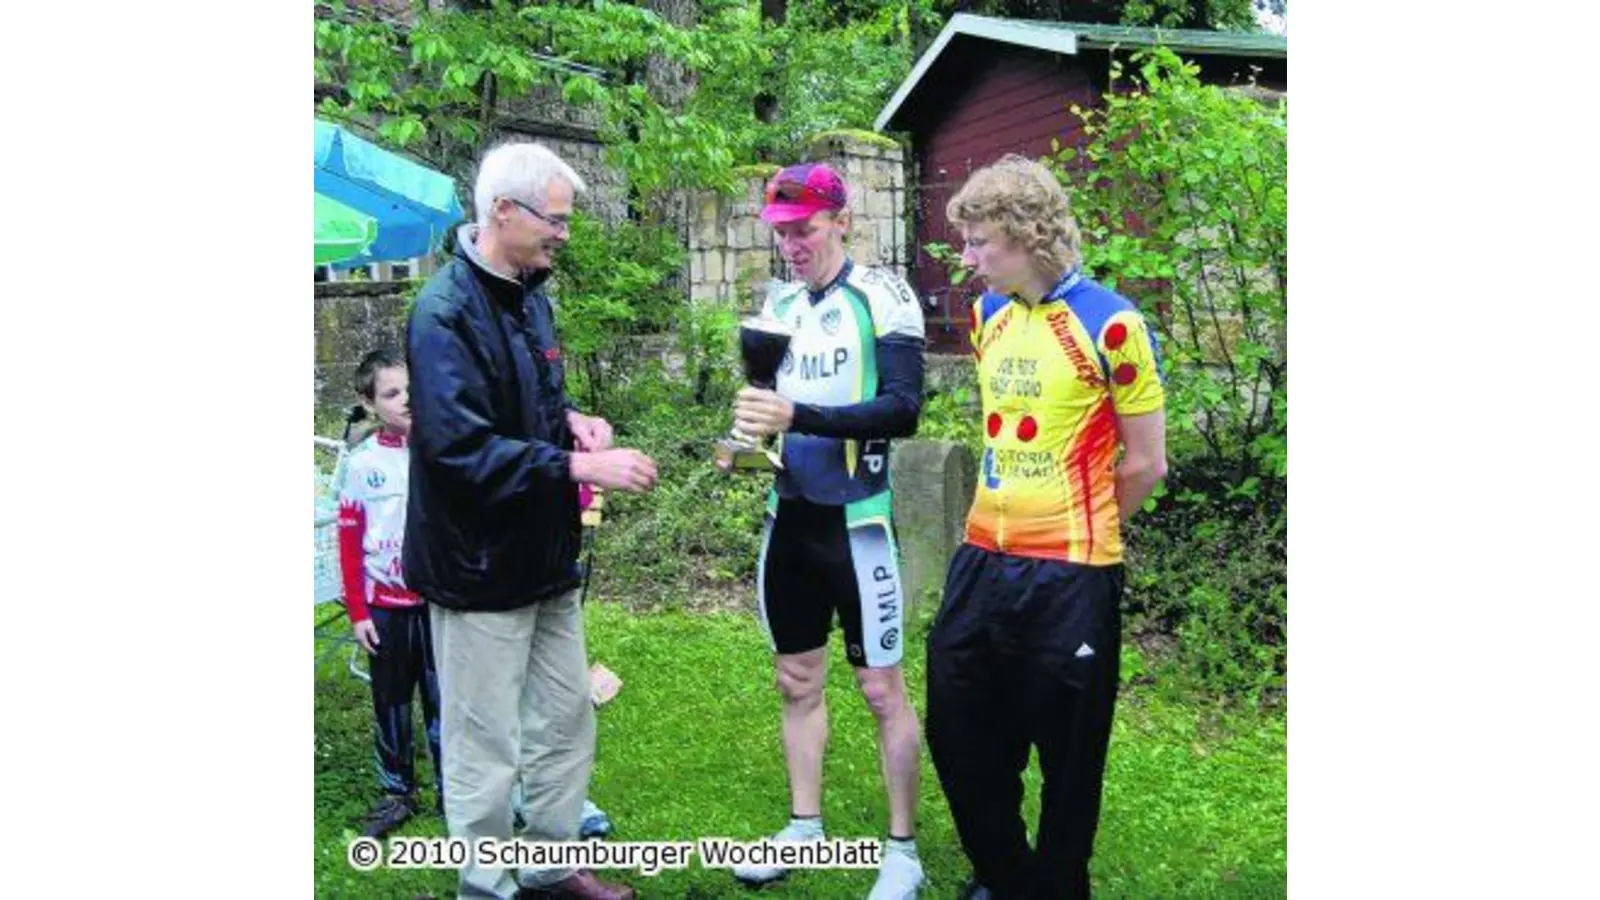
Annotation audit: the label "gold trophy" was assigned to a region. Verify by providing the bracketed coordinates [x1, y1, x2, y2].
[714, 314, 794, 472]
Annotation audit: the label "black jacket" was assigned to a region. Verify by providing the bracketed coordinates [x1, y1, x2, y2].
[402, 229, 582, 611]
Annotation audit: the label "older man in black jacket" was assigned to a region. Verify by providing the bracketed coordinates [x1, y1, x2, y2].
[405, 140, 657, 900]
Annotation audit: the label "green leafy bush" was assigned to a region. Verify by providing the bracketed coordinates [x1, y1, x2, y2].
[573, 356, 768, 609]
[550, 211, 686, 416]
[1054, 47, 1288, 496]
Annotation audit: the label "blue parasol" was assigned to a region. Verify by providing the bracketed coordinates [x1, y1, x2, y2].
[314, 118, 465, 268]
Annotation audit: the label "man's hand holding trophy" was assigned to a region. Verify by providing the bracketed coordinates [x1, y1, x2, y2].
[714, 313, 794, 474]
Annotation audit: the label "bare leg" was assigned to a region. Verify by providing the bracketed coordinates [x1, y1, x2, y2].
[856, 664, 920, 837]
[777, 648, 829, 816]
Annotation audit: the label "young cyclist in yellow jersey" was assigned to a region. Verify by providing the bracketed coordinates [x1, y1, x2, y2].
[928, 155, 1168, 900]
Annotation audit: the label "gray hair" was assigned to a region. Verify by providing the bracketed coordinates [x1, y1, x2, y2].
[473, 140, 588, 228]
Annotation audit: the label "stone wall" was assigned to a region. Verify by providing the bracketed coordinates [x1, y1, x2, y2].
[548, 136, 629, 228]
[492, 81, 628, 226]
[926, 352, 977, 395]
[688, 175, 777, 308]
[314, 282, 412, 425]
[687, 131, 910, 311]
[810, 131, 910, 276]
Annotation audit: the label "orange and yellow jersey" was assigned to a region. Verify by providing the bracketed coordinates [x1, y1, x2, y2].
[964, 269, 1166, 566]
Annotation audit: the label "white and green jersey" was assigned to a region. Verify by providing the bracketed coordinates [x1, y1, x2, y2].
[763, 259, 926, 506]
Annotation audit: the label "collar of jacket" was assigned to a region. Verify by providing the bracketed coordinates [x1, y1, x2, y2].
[452, 223, 552, 310]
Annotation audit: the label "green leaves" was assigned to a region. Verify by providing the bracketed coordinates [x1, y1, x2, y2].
[1142, 478, 1170, 513]
[924, 241, 971, 286]
[560, 74, 601, 106]
[442, 63, 479, 89]
[442, 119, 479, 146]
[1226, 476, 1261, 501]
[378, 116, 425, 148]
[1056, 46, 1286, 493]
[548, 210, 686, 400]
[1041, 46, 1288, 700]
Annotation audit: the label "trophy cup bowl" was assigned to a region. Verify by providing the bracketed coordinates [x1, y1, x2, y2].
[715, 315, 794, 472]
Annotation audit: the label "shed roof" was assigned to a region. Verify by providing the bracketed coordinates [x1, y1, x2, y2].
[875, 13, 1287, 132]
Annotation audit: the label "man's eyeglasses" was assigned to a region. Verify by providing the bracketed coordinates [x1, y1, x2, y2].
[506, 197, 571, 231]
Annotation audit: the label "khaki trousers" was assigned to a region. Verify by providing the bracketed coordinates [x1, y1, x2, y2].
[430, 589, 595, 899]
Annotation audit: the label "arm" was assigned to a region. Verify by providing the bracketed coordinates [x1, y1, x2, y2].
[789, 336, 925, 439]
[336, 469, 380, 653]
[408, 303, 572, 508]
[1099, 307, 1168, 523]
[336, 490, 371, 625]
[1115, 409, 1168, 523]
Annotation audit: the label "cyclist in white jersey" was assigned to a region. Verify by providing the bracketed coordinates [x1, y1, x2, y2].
[724, 162, 927, 900]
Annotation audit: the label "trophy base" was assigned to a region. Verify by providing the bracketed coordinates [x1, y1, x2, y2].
[714, 438, 782, 472]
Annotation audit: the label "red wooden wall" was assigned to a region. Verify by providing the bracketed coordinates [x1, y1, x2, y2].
[898, 36, 1286, 353]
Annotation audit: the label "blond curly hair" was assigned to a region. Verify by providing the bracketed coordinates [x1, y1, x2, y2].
[946, 154, 1082, 274]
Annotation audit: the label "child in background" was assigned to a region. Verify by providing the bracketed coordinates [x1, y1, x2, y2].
[338, 349, 443, 838]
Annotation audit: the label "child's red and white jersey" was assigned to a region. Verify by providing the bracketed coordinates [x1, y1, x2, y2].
[337, 431, 421, 621]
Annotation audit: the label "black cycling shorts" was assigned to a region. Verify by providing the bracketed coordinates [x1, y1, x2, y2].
[756, 493, 906, 668]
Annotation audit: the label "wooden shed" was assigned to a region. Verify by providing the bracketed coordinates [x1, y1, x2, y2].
[875, 14, 1287, 352]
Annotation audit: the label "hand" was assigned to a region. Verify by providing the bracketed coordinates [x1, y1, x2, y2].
[573, 448, 659, 493]
[567, 410, 615, 452]
[733, 387, 794, 438]
[353, 619, 380, 655]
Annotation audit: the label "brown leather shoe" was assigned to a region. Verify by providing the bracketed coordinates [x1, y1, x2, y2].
[516, 870, 636, 900]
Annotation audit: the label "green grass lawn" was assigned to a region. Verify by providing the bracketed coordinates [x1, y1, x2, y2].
[314, 601, 1285, 898]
